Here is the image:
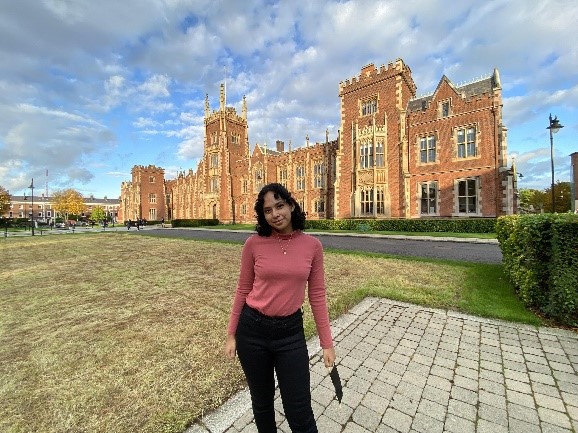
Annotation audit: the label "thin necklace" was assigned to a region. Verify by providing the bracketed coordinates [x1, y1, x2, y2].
[277, 232, 293, 255]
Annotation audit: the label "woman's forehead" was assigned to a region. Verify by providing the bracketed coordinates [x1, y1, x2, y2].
[263, 191, 284, 205]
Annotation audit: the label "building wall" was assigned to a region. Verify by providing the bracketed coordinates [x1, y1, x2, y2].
[406, 72, 508, 218]
[1, 195, 119, 222]
[120, 59, 515, 223]
[120, 165, 165, 222]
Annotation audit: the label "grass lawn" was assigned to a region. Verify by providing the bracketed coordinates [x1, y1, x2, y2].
[1, 233, 542, 433]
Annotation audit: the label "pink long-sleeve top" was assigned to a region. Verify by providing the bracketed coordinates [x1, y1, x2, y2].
[227, 231, 334, 349]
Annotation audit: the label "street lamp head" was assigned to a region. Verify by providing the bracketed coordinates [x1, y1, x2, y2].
[547, 114, 564, 134]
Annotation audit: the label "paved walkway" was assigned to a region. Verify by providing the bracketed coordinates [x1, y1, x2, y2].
[187, 298, 578, 433]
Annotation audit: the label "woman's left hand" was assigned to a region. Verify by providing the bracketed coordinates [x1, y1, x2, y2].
[322, 347, 336, 368]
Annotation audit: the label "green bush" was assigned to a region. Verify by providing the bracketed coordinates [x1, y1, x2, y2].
[305, 218, 496, 233]
[546, 217, 578, 325]
[172, 219, 219, 228]
[496, 213, 578, 326]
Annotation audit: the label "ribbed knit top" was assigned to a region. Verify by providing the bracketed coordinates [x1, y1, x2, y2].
[227, 231, 333, 348]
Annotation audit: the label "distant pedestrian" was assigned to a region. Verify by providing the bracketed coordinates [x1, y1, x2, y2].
[137, 218, 141, 230]
[127, 219, 131, 230]
[161, 217, 165, 228]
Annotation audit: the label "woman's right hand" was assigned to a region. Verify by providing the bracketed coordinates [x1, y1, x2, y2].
[225, 334, 237, 359]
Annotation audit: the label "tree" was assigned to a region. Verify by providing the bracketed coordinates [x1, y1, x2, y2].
[52, 189, 85, 223]
[544, 181, 571, 213]
[0, 185, 10, 215]
[90, 206, 106, 224]
[518, 188, 546, 213]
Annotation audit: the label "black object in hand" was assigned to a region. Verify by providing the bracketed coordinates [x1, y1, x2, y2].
[329, 364, 343, 403]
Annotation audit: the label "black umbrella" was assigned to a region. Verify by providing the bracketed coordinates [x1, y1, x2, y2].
[329, 364, 343, 404]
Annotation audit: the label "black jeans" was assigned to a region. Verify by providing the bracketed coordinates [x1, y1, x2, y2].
[236, 304, 317, 433]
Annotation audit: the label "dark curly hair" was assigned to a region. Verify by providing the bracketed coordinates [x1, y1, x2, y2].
[254, 183, 306, 236]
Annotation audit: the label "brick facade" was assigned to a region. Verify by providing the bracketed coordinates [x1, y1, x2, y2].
[119, 58, 515, 223]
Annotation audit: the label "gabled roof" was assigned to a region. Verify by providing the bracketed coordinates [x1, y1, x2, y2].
[408, 69, 501, 112]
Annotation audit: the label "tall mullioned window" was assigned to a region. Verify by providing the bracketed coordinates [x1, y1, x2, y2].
[210, 177, 219, 192]
[255, 169, 264, 192]
[279, 168, 288, 188]
[360, 188, 373, 215]
[360, 142, 373, 169]
[313, 162, 325, 188]
[361, 98, 377, 116]
[210, 154, 219, 168]
[457, 178, 478, 214]
[296, 166, 305, 190]
[420, 135, 436, 163]
[420, 181, 438, 215]
[457, 127, 476, 158]
[375, 141, 384, 167]
[148, 193, 156, 204]
[376, 188, 385, 214]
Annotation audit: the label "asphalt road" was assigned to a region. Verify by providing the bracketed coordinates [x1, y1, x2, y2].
[138, 228, 503, 264]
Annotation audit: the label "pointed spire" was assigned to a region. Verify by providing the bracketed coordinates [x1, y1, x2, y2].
[204, 93, 209, 117]
[220, 83, 225, 111]
[242, 95, 247, 120]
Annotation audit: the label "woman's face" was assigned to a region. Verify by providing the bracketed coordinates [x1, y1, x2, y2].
[262, 191, 294, 234]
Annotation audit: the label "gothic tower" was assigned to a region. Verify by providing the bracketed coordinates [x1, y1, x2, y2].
[202, 84, 249, 222]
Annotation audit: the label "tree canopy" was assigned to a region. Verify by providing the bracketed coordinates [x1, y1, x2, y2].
[0, 185, 10, 215]
[90, 206, 106, 223]
[518, 182, 571, 214]
[51, 189, 85, 221]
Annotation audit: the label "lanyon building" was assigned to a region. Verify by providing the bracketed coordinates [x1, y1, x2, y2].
[119, 58, 516, 223]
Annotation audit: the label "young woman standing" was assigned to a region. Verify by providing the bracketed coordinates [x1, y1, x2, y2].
[225, 183, 336, 432]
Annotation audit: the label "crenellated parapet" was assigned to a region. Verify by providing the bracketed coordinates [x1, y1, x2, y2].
[339, 58, 416, 96]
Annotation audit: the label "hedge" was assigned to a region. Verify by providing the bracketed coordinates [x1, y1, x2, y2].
[304, 218, 496, 234]
[171, 218, 220, 228]
[496, 214, 578, 326]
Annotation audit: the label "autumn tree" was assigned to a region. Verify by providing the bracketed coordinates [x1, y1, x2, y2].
[52, 189, 85, 223]
[90, 206, 106, 224]
[0, 185, 10, 215]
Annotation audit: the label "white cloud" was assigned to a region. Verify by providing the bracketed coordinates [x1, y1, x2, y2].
[0, 0, 576, 197]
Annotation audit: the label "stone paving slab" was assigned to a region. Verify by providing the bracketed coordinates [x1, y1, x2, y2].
[186, 298, 578, 433]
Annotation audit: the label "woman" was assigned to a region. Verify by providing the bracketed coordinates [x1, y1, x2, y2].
[225, 183, 336, 433]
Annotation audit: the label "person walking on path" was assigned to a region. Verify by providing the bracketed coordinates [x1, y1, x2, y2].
[225, 183, 336, 433]
[127, 219, 131, 230]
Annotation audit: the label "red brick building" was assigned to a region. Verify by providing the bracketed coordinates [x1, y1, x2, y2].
[119, 58, 516, 223]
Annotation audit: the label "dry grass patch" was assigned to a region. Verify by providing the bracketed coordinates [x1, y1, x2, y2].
[1, 234, 486, 432]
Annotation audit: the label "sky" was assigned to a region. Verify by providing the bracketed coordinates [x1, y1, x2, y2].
[0, 0, 576, 200]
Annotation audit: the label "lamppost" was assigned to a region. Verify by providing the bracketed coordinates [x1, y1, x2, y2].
[28, 178, 35, 235]
[547, 114, 564, 213]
